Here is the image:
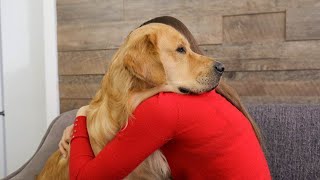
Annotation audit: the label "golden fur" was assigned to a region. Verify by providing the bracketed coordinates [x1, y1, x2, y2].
[140, 16, 263, 146]
[38, 22, 262, 179]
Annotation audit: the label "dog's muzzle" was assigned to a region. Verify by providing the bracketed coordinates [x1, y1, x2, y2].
[214, 62, 225, 75]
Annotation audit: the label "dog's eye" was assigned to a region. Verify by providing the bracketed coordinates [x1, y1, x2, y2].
[176, 47, 186, 54]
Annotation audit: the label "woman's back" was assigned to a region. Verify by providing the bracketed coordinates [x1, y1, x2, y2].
[69, 90, 271, 179]
[133, 90, 271, 179]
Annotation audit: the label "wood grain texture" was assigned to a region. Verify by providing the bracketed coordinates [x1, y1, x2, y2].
[57, 0, 320, 107]
[275, 0, 320, 8]
[201, 40, 320, 71]
[58, 20, 139, 51]
[57, 0, 123, 24]
[177, 15, 222, 45]
[223, 12, 285, 44]
[58, 40, 320, 74]
[58, 15, 221, 51]
[59, 40, 320, 73]
[59, 49, 116, 75]
[59, 75, 103, 98]
[224, 70, 320, 81]
[217, 58, 320, 71]
[59, 70, 320, 99]
[60, 98, 91, 113]
[59, 70, 320, 112]
[286, 7, 320, 40]
[124, 0, 278, 20]
[201, 41, 320, 59]
[224, 70, 320, 96]
[231, 81, 320, 96]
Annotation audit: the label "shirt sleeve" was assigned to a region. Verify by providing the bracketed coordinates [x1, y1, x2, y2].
[69, 96, 179, 180]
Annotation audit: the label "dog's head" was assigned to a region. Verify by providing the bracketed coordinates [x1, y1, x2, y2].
[123, 23, 224, 94]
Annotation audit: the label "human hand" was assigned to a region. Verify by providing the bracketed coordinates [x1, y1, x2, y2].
[59, 124, 74, 158]
[59, 105, 89, 157]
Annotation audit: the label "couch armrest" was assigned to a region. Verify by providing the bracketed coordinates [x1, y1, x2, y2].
[3, 110, 77, 180]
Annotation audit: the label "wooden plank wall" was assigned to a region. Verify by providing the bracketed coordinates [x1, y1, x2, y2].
[57, 0, 320, 113]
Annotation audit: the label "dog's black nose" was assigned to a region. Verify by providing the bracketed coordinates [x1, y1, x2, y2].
[214, 62, 225, 74]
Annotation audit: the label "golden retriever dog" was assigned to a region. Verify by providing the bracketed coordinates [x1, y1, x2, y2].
[38, 22, 262, 179]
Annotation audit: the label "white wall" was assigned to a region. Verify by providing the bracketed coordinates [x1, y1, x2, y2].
[44, 0, 60, 126]
[0, 3, 6, 176]
[0, 115, 5, 178]
[0, 0, 59, 176]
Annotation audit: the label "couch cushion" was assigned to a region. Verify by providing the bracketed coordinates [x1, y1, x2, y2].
[248, 104, 320, 180]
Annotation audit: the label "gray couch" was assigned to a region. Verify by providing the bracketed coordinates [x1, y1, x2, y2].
[3, 104, 320, 180]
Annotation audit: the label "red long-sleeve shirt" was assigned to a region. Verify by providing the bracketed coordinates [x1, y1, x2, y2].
[70, 90, 271, 179]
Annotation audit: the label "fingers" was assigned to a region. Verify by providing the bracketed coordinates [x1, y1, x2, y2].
[66, 124, 74, 141]
[59, 140, 67, 158]
[59, 124, 74, 158]
[61, 138, 69, 152]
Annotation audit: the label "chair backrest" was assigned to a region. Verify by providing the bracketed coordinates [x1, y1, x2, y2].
[4, 104, 320, 180]
[3, 110, 77, 180]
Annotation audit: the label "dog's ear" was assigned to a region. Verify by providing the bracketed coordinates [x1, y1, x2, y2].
[124, 33, 166, 86]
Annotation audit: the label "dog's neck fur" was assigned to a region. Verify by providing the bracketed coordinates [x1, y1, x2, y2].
[85, 58, 174, 155]
[130, 84, 177, 110]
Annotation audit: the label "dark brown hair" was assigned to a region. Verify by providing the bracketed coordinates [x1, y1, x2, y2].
[140, 16, 264, 148]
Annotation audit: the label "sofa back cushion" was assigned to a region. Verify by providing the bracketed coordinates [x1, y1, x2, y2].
[248, 104, 320, 180]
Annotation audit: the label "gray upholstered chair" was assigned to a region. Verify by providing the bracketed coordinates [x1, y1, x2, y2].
[3, 104, 320, 180]
[2, 109, 77, 180]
